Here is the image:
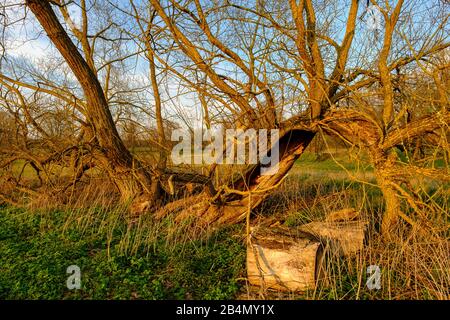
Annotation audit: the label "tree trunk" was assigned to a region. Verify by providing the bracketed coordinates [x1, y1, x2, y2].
[373, 150, 402, 237]
[247, 226, 323, 292]
[26, 0, 155, 203]
[148, 45, 166, 171]
[157, 129, 315, 229]
[298, 220, 367, 256]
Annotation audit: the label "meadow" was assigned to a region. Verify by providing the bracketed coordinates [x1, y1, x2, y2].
[1, 152, 448, 300]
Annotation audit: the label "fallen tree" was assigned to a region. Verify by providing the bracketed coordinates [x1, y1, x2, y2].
[0, 0, 446, 241]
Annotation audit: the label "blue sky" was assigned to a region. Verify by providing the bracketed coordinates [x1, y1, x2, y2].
[2, 0, 448, 129]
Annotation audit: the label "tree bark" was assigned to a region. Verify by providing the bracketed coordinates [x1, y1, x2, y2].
[247, 226, 323, 292]
[373, 150, 402, 237]
[157, 129, 315, 229]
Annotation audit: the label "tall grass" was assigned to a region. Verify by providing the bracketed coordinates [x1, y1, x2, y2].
[1, 153, 448, 299]
[248, 171, 449, 300]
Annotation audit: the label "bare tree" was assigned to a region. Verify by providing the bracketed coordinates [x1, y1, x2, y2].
[146, 0, 449, 235]
[0, 0, 448, 239]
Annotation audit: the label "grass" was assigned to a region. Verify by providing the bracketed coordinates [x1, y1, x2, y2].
[1, 152, 448, 300]
[296, 151, 373, 171]
[0, 205, 246, 299]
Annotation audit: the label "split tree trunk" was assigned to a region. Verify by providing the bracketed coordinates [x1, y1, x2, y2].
[157, 129, 315, 229]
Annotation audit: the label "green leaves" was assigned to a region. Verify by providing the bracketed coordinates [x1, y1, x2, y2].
[0, 207, 245, 299]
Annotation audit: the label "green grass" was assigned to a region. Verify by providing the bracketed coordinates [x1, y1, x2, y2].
[1, 149, 448, 300]
[296, 152, 373, 172]
[0, 206, 245, 300]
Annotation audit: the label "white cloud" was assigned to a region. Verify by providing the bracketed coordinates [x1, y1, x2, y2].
[2, 0, 81, 60]
[6, 36, 52, 60]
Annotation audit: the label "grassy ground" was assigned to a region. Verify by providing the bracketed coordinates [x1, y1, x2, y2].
[1, 153, 448, 300]
[0, 206, 245, 299]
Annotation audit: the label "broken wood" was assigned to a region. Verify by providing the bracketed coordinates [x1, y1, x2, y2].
[298, 219, 367, 256]
[247, 226, 325, 292]
[158, 129, 316, 229]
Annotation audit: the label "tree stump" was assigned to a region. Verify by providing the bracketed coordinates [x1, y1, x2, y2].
[247, 227, 324, 292]
[298, 220, 367, 256]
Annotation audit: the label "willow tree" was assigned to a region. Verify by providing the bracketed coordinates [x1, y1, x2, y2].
[1, 0, 207, 207]
[21, 1, 155, 203]
[143, 0, 361, 227]
[146, 0, 449, 236]
[3, 0, 448, 238]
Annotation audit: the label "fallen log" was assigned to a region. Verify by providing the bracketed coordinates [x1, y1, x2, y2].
[154, 129, 315, 230]
[247, 226, 325, 292]
[298, 220, 367, 256]
[247, 214, 367, 292]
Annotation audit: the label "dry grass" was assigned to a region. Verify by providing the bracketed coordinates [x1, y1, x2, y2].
[1, 150, 449, 300]
[241, 170, 449, 300]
